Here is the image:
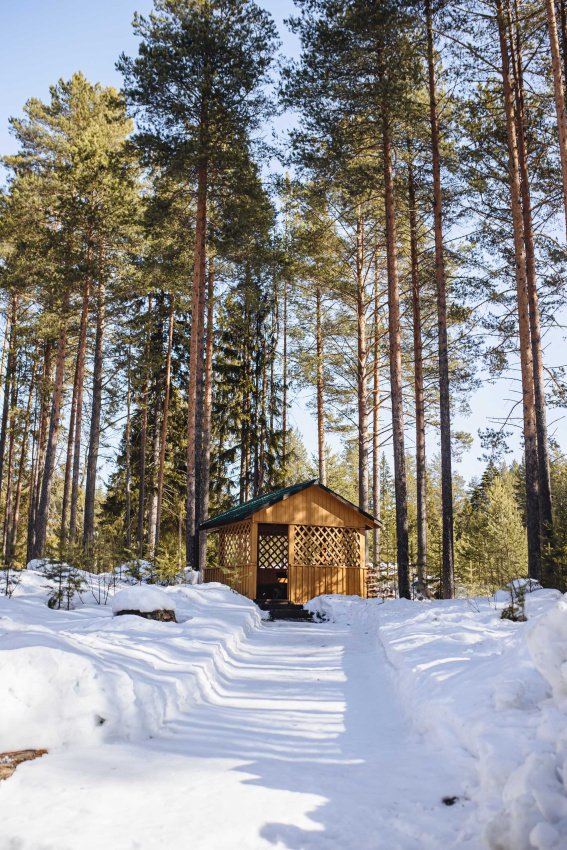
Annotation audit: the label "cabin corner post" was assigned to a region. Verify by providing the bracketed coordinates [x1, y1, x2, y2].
[249, 521, 259, 600]
[360, 527, 368, 598]
[288, 524, 296, 603]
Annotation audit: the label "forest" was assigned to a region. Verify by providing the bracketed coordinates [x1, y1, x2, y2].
[1, 0, 567, 600]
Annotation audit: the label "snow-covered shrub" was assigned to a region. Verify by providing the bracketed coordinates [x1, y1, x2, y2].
[115, 559, 156, 584]
[42, 560, 86, 610]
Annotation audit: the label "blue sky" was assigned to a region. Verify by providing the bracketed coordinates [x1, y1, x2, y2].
[1, 0, 565, 484]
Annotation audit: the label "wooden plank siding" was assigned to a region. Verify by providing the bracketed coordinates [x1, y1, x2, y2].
[288, 565, 369, 604]
[254, 484, 364, 528]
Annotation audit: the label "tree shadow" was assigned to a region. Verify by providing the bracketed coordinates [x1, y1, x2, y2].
[156, 620, 479, 850]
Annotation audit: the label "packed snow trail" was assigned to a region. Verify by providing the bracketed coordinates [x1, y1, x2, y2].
[0, 617, 482, 850]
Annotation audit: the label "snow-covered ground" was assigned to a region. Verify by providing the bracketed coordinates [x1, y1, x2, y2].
[307, 588, 567, 849]
[0, 570, 566, 849]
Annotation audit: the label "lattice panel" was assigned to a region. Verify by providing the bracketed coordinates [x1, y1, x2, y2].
[218, 521, 252, 567]
[258, 534, 288, 569]
[293, 525, 360, 568]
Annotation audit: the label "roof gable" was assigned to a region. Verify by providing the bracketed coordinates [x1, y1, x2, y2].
[200, 479, 379, 531]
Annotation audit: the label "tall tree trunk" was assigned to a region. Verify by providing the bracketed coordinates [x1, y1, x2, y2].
[282, 276, 288, 484]
[315, 280, 326, 485]
[495, 0, 541, 578]
[69, 272, 91, 546]
[373, 268, 381, 566]
[147, 374, 162, 561]
[407, 147, 428, 593]
[509, 0, 554, 561]
[33, 292, 70, 559]
[258, 332, 268, 495]
[426, 0, 454, 598]
[125, 344, 132, 554]
[0, 295, 16, 496]
[0, 300, 12, 484]
[9, 343, 40, 566]
[544, 0, 567, 239]
[60, 354, 79, 552]
[186, 160, 208, 568]
[154, 295, 175, 558]
[356, 210, 369, 563]
[559, 0, 567, 83]
[137, 295, 152, 558]
[83, 279, 105, 556]
[27, 341, 51, 562]
[3, 340, 19, 563]
[0, 303, 10, 404]
[380, 93, 411, 599]
[198, 266, 215, 570]
[193, 261, 207, 567]
[244, 345, 251, 502]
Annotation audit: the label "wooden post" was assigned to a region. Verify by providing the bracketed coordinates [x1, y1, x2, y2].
[250, 521, 258, 600]
[288, 524, 296, 603]
[359, 528, 367, 597]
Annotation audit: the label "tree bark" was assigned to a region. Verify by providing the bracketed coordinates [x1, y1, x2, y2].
[380, 93, 411, 599]
[426, 0, 454, 598]
[508, 0, 553, 547]
[154, 295, 175, 557]
[147, 367, 162, 561]
[33, 292, 70, 559]
[0, 294, 16, 496]
[125, 344, 132, 554]
[186, 160, 208, 568]
[258, 330, 268, 496]
[509, 0, 554, 559]
[495, 0, 541, 578]
[356, 211, 369, 523]
[83, 279, 105, 556]
[60, 351, 79, 552]
[315, 280, 326, 485]
[544, 0, 567, 239]
[560, 0, 567, 83]
[198, 266, 215, 571]
[69, 271, 91, 546]
[137, 295, 152, 558]
[193, 259, 207, 567]
[407, 146, 428, 593]
[3, 334, 19, 563]
[8, 342, 40, 566]
[373, 268, 381, 567]
[282, 276, 288, 485]
[27, 342, 51, 562]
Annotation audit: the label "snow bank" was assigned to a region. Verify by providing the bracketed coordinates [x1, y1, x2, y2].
[306, 589, 566, 847]
[111, 585, 176, 614]
[485, 594, 567, 849]
[0, 576, 262, 753]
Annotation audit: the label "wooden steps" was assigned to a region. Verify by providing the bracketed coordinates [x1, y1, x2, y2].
[255, 599, 314, 622]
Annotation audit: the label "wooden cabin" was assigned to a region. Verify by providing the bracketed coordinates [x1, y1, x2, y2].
[200, 479, 380, 605]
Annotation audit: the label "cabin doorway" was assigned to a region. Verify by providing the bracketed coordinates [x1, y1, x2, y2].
[256, 523, 289, 600]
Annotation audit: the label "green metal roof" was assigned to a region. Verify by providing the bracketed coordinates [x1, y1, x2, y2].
[199, 478, 380, 531]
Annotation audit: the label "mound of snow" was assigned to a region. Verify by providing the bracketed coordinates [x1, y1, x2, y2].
[111, 585, 176, 615]
[306, 589, 566, 847]
[493, 577, 543, 603]
[0, 583, 262, 753]
[485, 594, 567, 849]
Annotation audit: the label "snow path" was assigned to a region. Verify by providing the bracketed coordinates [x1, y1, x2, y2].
[0, 619, 482, 850]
